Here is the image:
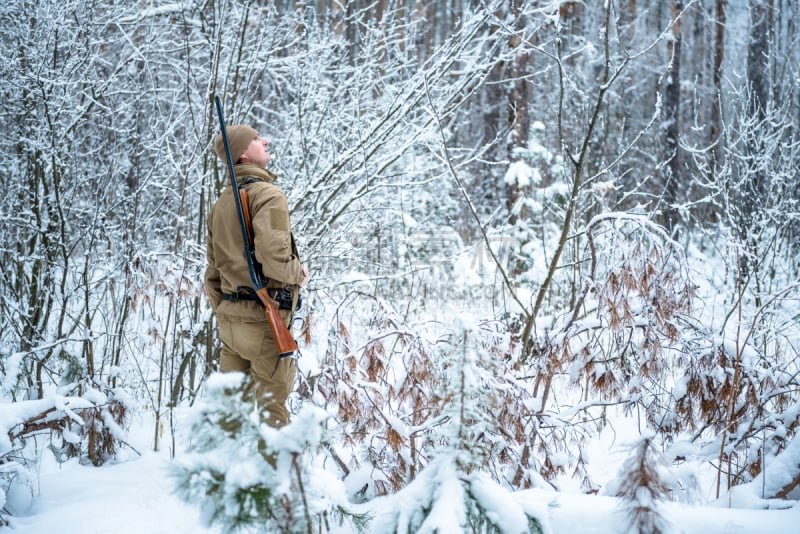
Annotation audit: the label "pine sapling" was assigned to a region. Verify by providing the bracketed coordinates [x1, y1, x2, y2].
[608, 436, 672, 534]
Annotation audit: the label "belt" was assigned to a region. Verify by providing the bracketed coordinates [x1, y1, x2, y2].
[222, 287, 301, 311]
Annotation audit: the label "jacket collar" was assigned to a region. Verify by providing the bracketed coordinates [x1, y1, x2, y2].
[231, 164, 277, 184]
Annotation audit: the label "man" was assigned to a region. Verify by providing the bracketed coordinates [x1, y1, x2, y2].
[205, 124, 307, 427]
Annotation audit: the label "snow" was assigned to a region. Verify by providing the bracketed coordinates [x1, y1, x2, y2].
[728, 433, 800, 508]
[505, 160, 538, 188]
[4, 431, 799, 534]
[671, 374, 689, 400]
[0, 354, 23, 395]
[5, 449, 216, 534]
[340, 269, 372, 284]
[4, 389, 800, 533]
[469, 473, 530, 533]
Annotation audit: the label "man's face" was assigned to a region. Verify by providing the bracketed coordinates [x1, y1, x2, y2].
[240, 136, 271, 168]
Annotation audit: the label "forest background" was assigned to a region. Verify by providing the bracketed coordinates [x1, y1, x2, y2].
[1, 0, 799, 532]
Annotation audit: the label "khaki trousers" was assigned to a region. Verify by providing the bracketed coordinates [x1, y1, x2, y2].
[218, 306, 296, 427]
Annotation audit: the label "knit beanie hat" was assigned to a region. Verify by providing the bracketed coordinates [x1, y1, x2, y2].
[214, 125, 259, 164]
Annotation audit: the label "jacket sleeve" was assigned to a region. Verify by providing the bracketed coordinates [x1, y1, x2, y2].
[204, 215, 224, 311]
[250, 184, 305, 286]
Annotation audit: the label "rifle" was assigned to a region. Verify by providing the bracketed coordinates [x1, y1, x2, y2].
[214, 95, 299, 357]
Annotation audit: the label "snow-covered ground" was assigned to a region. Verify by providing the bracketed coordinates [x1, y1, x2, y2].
[6, 449, 213, 534]
[4, 415, 799, 534]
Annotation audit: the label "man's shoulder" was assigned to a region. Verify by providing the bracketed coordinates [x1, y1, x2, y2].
[246, 180, 285, 196]
[246, 181, 288, 210]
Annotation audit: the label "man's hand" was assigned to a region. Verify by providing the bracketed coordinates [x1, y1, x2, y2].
[301, 264, 310, 287]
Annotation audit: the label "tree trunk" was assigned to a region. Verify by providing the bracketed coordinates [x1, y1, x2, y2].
[505, 0, 532, 224]
[710, 0, 727, 167]
[663, 0, 683, 237]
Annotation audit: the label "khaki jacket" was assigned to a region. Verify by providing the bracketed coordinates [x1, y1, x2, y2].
[204, 164, 303, 320]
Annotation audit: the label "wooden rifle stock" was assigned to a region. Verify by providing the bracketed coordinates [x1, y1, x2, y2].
[214, 95, 299, 357]
[254, 287, 298, 356]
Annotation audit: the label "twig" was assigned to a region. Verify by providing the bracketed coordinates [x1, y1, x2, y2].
[292, 453, 313, 534]
[422, 75, 530, 318]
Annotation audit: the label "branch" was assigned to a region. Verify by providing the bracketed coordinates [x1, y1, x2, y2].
[422, 76, 530, 318]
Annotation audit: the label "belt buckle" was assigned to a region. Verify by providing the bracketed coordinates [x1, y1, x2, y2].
[235, 286, 254, 300]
